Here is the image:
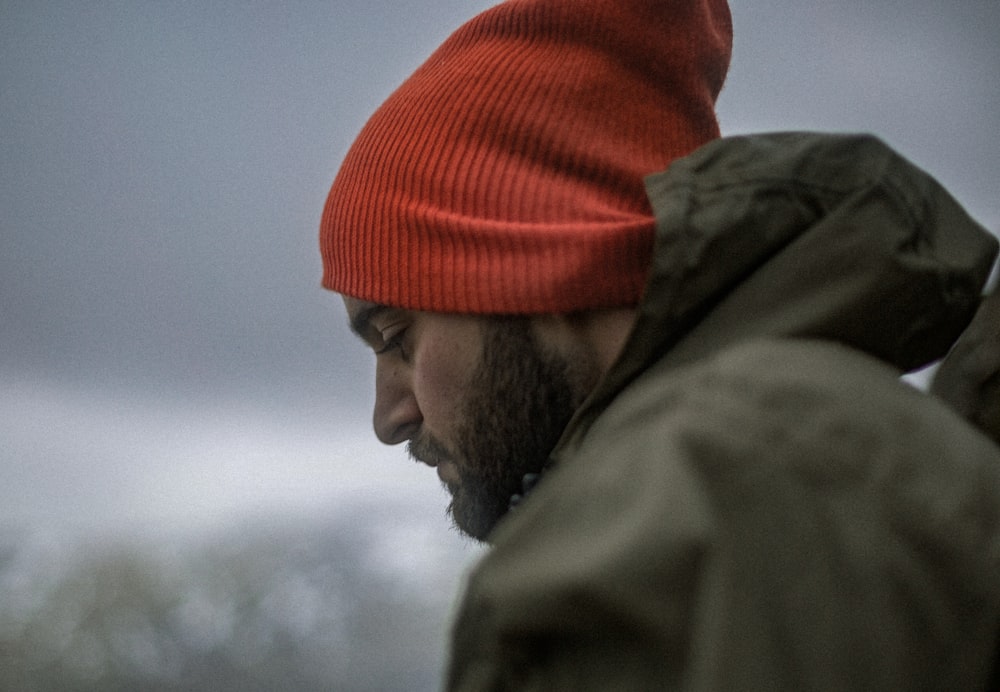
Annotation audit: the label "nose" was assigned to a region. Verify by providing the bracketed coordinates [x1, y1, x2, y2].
[372, 358, 422, 445]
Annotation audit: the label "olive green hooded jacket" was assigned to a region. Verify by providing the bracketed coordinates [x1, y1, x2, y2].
[447, 132, 1000, 690]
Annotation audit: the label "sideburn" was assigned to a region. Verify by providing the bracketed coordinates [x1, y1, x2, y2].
[447, 316, 598, 541]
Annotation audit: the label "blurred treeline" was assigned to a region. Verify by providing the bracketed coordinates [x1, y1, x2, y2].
[0, 502, 479, 691]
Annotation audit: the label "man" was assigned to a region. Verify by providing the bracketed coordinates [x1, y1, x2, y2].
[321, 0, 1000, 688]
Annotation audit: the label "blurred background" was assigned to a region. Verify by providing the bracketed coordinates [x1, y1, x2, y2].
[2, 1, 997, 689]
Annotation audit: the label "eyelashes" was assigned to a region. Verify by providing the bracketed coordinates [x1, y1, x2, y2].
[375, 326, 409, 360]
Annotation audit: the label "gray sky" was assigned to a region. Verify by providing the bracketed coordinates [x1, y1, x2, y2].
[2, 0, 998, 538]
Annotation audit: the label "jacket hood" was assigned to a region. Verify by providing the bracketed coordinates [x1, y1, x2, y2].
[583, 132, 997, 431]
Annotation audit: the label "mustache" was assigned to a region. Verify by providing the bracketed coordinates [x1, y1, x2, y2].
[407, 434, 454, 467]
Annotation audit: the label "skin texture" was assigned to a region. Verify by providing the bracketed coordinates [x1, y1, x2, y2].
[343, 296, 635, 540]
[932, 292, 1000, 445]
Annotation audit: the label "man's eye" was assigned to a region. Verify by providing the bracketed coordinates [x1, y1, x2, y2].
[375, 328, 407, 357]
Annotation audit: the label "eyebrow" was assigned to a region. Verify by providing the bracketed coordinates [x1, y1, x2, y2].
[349, 304, 390, 339]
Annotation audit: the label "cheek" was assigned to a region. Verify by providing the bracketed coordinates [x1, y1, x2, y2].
[413, 336, 480, 429]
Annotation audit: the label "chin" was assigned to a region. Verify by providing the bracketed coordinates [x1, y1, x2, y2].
[447, 491, 506, 543]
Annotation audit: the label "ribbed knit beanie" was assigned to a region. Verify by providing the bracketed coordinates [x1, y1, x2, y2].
[321, 0, 732, 314]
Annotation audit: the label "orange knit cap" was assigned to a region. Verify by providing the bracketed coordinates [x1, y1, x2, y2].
[321, 0, 732, 314]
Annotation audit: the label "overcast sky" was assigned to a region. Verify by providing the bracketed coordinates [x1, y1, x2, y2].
[2, 0, 998, 540]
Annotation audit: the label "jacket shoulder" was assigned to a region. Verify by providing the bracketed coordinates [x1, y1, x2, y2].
[449, 338, 1000, 690]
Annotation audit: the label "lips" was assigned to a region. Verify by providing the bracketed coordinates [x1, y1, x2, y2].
[408, 437, 461, 487]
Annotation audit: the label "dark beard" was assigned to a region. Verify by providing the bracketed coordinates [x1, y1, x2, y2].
[411, 317, 597, 542]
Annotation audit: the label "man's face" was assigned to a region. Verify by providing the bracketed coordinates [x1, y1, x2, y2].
[343, 297, 597, 541]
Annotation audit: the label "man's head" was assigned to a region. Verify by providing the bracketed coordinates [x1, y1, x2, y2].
[346, 297, 613, 539]
[324, 0, 732, 539]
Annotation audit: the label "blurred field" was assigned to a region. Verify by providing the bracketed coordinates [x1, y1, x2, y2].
[0, 500, 481, 691]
